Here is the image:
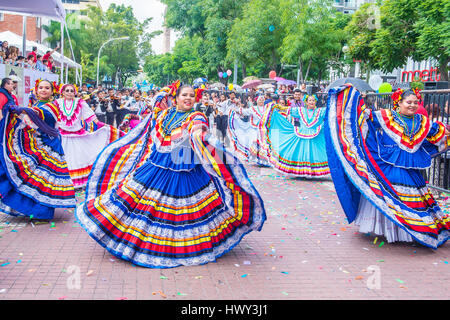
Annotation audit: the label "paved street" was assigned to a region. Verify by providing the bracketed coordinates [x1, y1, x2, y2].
[0, 164, 449, 301]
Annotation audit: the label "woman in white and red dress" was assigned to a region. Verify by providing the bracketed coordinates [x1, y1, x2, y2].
[54, 84, 122, 188]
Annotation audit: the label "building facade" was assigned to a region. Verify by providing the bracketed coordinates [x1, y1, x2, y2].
[0, 13, 43, 43]
[61, 0, 102, 16]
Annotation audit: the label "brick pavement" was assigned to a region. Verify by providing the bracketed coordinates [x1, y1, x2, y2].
[0, 165, 449, 300]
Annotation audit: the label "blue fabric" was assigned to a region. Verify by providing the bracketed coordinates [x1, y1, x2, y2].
[270, 107, 328, 165]
[137, 147, 211, 198]
[323, 101, 361, 223]
[0, 101, 70, 219]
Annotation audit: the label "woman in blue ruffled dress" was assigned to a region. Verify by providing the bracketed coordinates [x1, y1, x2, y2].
[75, 84, 266, 268]
[0, 79, 75, 219]
[260, 94, 330, 178]
[325, 85, 450, 249]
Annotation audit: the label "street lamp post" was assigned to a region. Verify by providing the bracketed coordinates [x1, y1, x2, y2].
[96, 36, 130, 87]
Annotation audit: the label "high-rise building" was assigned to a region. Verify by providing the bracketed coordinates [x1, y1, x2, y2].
[162, 6, 171, 54]
[333, 0, 375, 14]
[61, 0, 102, 17]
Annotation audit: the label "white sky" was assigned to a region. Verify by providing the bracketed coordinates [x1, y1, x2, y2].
[98, 0, 178, 54]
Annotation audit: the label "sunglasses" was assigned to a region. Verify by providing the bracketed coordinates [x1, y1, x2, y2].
[65, 89, 75, 93]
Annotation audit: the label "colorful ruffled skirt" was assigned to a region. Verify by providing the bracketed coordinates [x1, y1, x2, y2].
[60, 123, 122, 188]
[75, 112, 266, 268]
[260, 107, 330, 178]
[325, 85, 450, 249]
[0, 112, 76, 219]
[227, 111, 258, 162]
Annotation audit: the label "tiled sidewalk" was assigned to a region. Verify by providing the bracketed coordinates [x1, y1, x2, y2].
[0, 165, 449, 300]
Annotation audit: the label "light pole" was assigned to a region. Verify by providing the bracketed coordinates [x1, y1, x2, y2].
[96, 36, 130, 87]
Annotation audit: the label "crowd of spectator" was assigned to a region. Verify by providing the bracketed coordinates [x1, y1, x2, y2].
[0, 41, 58, 73]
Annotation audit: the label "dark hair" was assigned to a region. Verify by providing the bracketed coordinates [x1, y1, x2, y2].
[32, 46, 37, 51]
[1, 77, 12, 89]
[400, 89, 417, 100]
[27, 55, 34, 60]
[294, 89, 302, 93]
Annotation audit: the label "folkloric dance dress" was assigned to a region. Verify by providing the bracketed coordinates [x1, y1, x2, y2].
[54, 85, 122, 188]
[246, 103, 270, 166]
[75, 89, 266, 268]
[0, 88, 75, 219]
[260, 102, 330, 178]
[325, 85, 450, 249]
[227, 106, 258, 162]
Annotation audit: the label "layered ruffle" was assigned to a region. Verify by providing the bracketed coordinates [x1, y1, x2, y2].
[325, 84, 450, 249]
[75, 108, 266, 268]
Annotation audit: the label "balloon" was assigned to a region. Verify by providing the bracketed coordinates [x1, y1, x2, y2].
[227, 69, 232, 76]
[378, 82, 393, 93]
[222, 73, 228, 78]
[228, 84, 234, 90]
[201, 84, 206, 89]
[218, 72, 223, 78]
[269, 25, 275, 32]
[269, 70, 277, 79]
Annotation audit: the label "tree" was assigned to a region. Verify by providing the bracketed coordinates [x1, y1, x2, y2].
[144, 35, 208, 85]
[347, 0, 450, 81]
[161, 0, 249, 82]
[279, 0, 349, 83]
[226, 0, 284, 80]
[43, 4, 160, 86]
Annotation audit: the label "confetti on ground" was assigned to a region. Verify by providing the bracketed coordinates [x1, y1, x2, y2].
[152, 291, 167, 298]
[86, 270, 94, 276]
[396, 279, 404, 284]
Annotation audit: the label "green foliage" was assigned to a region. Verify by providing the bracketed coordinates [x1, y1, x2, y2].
[347, 0, 450, 80]
[43, 4, 160, 87]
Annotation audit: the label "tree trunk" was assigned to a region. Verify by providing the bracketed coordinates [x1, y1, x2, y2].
[298, 56, 304, 85]
[304, 58, 312, 83]
[439, 58, 449, 81]
[241, 62, 247, 80]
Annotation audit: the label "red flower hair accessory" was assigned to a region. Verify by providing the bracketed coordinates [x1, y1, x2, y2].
[412, 88, 422, 101]
[168, 80, 181, 97]
[195, 88, 204, 103]
[391, 88, 404, 107]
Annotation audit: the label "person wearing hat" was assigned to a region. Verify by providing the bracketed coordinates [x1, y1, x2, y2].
[8, 75, 20, 106]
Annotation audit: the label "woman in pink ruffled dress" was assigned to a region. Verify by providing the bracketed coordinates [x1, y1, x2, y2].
[54, 84, 122, 188]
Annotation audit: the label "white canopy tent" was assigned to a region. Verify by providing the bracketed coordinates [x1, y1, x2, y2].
[0, 0, 65, 21]
[0, 0, 82, 84]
